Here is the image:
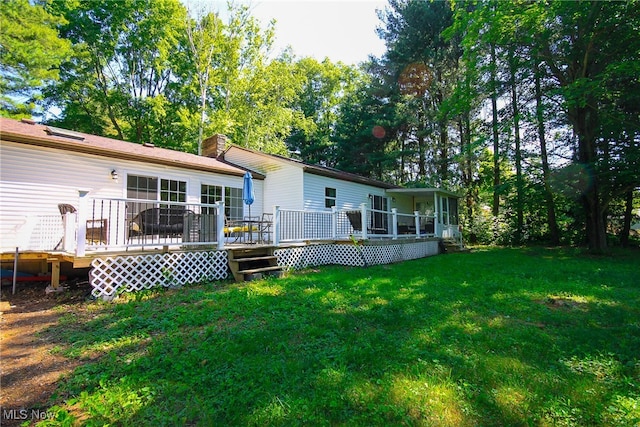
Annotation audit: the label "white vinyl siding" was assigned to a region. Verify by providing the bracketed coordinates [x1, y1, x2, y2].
[0, 141, 259, 251]
[224, 147, 303, 211]
[303, 173, 387, 211]
[391, 196, 414, 214]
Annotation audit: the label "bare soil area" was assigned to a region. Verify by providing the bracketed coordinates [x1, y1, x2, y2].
[1, 280, 91, 426]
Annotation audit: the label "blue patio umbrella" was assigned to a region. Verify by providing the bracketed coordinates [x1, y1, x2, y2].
[242, 171, 255, 218]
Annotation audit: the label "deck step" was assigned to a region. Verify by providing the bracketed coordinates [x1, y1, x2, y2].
[230, 255, 277, 262]
[227, 246, 282, 282]
[237, 265, 283, 275]
[443, 241, 469, 253]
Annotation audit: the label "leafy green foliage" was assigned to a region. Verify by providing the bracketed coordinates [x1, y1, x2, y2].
[286, 58, 363, 166]
[0, 0, 71, 117]
[41, 248, 639, 426]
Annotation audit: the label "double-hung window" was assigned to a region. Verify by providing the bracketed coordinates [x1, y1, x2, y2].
[325, 187, 336, 208]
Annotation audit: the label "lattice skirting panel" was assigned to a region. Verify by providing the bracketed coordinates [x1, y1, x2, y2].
[90, 250, 229, 299]
[275, 240, 438, 271]
[89, 241, 437, 299]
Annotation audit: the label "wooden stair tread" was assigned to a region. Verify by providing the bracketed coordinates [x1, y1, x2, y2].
[229, 255, 277, 262]
[227, 246, 280, 282]
[238, 265, 283, 274]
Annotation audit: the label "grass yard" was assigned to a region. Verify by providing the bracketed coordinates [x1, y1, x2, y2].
[40, 247, 639, 426]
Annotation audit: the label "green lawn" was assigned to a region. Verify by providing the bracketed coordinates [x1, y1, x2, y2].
[41, 247, 639, 426]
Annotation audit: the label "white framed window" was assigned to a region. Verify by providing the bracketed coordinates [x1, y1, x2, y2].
[201, 184, 222, 215]
[370, 194, 389, 233]
[225, 187, 243, 220]
[325, 187, 336, 208]
[126, 175, 187, 227]
[200, 184, 243, 219]
[127, 175, 157, 201]
[160, 178, 186, 203]
[127, 175, 186, 203]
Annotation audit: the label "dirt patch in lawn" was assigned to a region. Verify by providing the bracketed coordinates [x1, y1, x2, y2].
[1, 280, 91, 426]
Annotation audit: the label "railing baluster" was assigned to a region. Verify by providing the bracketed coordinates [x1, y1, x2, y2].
[64, 197, 455, 253]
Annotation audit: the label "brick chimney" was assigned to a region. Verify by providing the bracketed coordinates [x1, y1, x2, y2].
[202, 134, 227, 158]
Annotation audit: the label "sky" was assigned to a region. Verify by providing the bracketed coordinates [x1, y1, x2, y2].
[185, 0, 388, 65]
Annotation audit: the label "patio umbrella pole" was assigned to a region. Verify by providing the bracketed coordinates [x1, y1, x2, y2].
[242, 171, 255, 244]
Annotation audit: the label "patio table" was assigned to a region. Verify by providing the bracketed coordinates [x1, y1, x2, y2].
[228, 219, 272, 244]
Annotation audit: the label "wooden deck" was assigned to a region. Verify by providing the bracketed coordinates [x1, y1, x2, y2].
[0, 251, 65, 289]
[1, 236, 447, 293]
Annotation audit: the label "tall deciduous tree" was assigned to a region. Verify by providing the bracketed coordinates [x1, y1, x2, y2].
[286, 58, 362, 166]
[0, 0, 70, 117]
[377, 0, 459, 185]
[184, 10, 224, 155]
[533, 1, 640, 252]
[45, 0, 187, 146]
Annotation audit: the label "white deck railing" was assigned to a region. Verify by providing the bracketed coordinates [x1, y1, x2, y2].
[61, 197, 225, 256]
[273, 203, 449, 245]
[17, 198, 460, 255]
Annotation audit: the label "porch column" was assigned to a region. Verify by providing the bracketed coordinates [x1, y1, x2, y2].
[391, 208, 398, 239]
[216, 201, 225, 250]
[414, 211, 421, 238]
[360, 203, 368, 240]
[76, 190, 89, 257]
[273, 205, 281, 246]
[434, 193, 440, 238]
[331, 206, 337, 240]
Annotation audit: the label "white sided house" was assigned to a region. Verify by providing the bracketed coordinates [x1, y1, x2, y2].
[1, 118, 462, 298]
[221, 144, 462, 242]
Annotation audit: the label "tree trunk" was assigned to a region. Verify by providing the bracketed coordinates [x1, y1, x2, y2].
[459, 117, 477, 244]
[438, 118, 449, 184]
[417, 106, 427, 179]
[534, 60, 560, 245]
[93, 52, 124, 141]
[620, 190, 633, 247]
[509, 51, 523, 244]
[571, 104, 607, 253]
[490, 44, 500, 219]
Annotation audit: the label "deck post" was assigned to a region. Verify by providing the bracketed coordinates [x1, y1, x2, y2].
[434, 210, 440, 238]
[414, 211, 421, 238]
[12, 247, 18, 295]
[76, 190, 89, 257]
[360, 203, 368, 240]
[62, 212, 76, 251]
[331, 206, 337, 239]
[391, 208, 398, 239]
[273, 205, 281, 246]
[216, 201, 225, 250]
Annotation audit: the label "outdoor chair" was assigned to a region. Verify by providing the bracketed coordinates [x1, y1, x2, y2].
[260, 213, 274, 243]
[345, 210, 363, 234]
[224, 218, 244, 243]
[424, 219, 435, 235]
[346, 210, 387, 235]
[131, 206, 194, 237]
[55, 204, 77, 249]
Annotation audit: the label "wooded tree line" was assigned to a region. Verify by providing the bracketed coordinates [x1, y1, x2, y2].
[1, 0, 638, 252]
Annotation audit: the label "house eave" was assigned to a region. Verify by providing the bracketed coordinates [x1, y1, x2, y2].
[1, 127, 263, 179]
[224, 145, 398, 189]
[386, 188, 462, 198]
[303, 167, 399, 189]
